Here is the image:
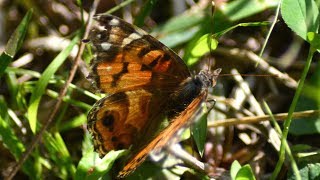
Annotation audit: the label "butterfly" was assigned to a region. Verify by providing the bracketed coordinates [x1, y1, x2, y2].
[87, 14, 221, 178]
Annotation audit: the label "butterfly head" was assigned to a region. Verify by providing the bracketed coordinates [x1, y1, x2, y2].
[196, 68, 221, 89]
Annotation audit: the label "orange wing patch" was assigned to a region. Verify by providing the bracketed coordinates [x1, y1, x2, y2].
[88, 15, 190, 94]
[96, 62, 153, 94]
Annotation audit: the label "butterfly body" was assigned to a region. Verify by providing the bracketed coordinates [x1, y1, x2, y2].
[87, 14, 221, 178]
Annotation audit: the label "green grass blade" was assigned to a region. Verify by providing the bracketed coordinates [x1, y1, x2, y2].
[191, 111, 208, 157]
[43, 132, 76, 178]
[271, 46, 315, 180]
[27, 35, 80, 133]
[0, 10, 33, 77]
[0, 98, 38, 177]
[134, 0, 158, 27]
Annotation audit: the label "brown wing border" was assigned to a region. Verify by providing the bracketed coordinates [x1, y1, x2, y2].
[117, 91, 207, 178]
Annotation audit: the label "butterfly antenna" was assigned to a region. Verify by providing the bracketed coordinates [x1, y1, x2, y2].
[208, 1, 216, 73]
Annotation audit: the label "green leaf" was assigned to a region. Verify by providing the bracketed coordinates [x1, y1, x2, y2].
[230, 161, 256, 180]
[152, 12, 205, 48]
[75, 150, 126, 180]
[184, 34, 218, 66]
[281, 0, 320, 40]
[152, 12, 204, 36]
[0, 112, 26, 160]
[159, 27, 200, 48]
[231, 160, 242, 180]
[43, 132, 76, 178]
[221, 0, 278, 22]
[0, 101, 38, 177]
[0, 10, 33, 77]
[0, 53, 12, 78]
[27, 35, 80, 133]
[191, 110, 207, 157]
[288, 163, 320, 180]
[235, 164, 256, 180]
[307, 32, 320, 50]
[126, 161, 161, 179]
[291, 144, 313, 153]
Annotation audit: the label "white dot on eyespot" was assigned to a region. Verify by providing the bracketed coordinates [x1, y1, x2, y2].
[101, 42, 111, 50]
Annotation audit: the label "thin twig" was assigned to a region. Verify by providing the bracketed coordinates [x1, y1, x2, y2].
[166, 144, 207, 174]
[230, 68, 281, 152]
[208, 109, 320, 127]
[5, 1, 100, 179]
[231, 69, 265, 116]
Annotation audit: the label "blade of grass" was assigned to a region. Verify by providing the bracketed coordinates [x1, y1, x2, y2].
[0, 105, 37, 177]
[258, 0, 282, 58]
[0, 10, 33, 77]
[6, 1, 100, 179]
[6, 67, 100, 100]
[271, 46, 315, 180]
[27, 35, 80, 133]
[263, 101, 301, 180]
[214, 21, 270, 38]
[101, 0, 135, 15]
[134, 0, 158, 27]
[43, 132, 76, 178]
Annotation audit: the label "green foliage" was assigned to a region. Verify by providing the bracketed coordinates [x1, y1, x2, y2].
[0, 10, 33, 77]
[221, 0, 278, 21]
[307, 32, 320, 50]
[1, 0, 319, 179]
[230, 160, 256, 180]
[288, 163, 320, 180]
[290, 63, 320, 135]
[134, 0, 158, 27]
[185, 34, 218, 66]
[153, 12, 206, 48]
[191, 108, 208, 157]
[27, 35, 80, 133]
[75, 150, 126, 180]
[281, 0, 319, 40]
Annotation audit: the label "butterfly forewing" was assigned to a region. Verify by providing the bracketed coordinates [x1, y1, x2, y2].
[88, 14, 190, 94]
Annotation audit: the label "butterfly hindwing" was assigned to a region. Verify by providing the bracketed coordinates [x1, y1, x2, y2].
[88, 90, 149, 155]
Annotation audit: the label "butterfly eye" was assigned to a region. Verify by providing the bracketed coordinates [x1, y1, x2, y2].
[213, 68, 222, 76]
[210, 68, 221, 86]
